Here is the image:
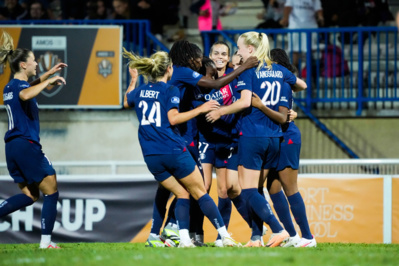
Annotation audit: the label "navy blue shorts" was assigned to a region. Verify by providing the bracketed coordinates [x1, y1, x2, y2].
[6, 138, 55, 184]
[186, 142, 202, 171]
[238, 136, 280, 170]
[144, 151, 196, 182]
[276, 141, 301, 171]
[199, 140, 232, 168]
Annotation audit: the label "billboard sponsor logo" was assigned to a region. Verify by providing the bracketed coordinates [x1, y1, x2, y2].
[98, 59, 112, 78]
[32, 36, 67, 97]
[0, 199, 106, 232]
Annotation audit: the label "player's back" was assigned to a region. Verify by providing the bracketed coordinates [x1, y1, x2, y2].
[237, 63, 294, 138]
[128, 81, 186, 156]
[3, 79, 40, 144]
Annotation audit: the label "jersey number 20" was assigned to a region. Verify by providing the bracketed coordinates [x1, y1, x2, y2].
[139, 100, 161, 127]
[260, 81, 281, 106]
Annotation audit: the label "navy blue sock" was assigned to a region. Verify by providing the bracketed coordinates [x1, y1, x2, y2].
[216, 197, 232, 240]
[175, 198, 190, 230]
[197, 194, 224, 229]
[233, 191, 251, 227]
[270, 191, 296, 237]
[250, 211, 263, 239]
[189, 196, 204, 235]
[0, 194, 34, 217]
[167, 197, 177, 225]
[41, 191, 59, 235]
[288, 192, 312, 239]
[245, 188, 283, 233]
[151, 186, 170, 234]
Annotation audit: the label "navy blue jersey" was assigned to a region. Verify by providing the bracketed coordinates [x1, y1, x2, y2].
[195, 67, 239, 140]
[237, 63, 295, 138]
[280, 82, 301, 144]
[3, 79, 40, 144]
[168, 66, 203, 143]
[127, 81, 186, 156]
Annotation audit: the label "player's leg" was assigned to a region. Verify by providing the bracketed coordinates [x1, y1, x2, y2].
[1, 139, 37, 217]
[238, 137, 287, 247]
[187, 144, 205, 245]
[150, 185, 175, 247]
[215, 167, 232, 243]
[0, 182, 37, 217]
[160, 176, 193, 247]
[279, 167, 316, 247]
[37, 173, 60, 249]
[180, 166, 240, 247]
[266, 170, 300, 247]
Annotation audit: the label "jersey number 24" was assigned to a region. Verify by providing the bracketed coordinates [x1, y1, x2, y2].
[139, 100, 161, 127]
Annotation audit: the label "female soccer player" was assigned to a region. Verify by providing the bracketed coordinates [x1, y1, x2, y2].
[157, 40, 258, 246]
[255, 48, 316, 248]
[206, 31, 307, 247]
[0, 31, 67, 249]
[122, 49, 241, 248]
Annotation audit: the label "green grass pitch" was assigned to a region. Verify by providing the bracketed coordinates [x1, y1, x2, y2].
[1, 243, 399, 266]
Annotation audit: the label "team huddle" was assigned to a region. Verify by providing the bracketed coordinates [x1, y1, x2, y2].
[124, 32, 315, 248]
[0, 29, 315, 248]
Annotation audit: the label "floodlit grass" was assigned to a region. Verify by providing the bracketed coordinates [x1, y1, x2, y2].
[1, 242, 398, 266]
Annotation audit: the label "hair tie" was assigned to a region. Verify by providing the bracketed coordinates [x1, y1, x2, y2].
[8, 50, 13, 56]
[258, 33, 263, 40]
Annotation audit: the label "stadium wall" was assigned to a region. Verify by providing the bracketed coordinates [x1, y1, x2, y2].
[0, 111, 397, 161]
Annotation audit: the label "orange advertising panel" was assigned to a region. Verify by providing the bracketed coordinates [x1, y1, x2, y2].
[0, 26, 121, 108]
[132, 175, 385, 244]
[393, 177, 399, 244]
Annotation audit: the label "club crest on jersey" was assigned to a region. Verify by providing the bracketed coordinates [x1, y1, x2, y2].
[171, 96, 180, 104]
[32, 36, 67, 97]
[98, 59, 112, 78]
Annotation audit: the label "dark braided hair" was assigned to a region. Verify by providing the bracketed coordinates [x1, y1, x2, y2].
[198, 56, 217, 78]
[270, 48, 297, 75]
[169, 40, 203, 70]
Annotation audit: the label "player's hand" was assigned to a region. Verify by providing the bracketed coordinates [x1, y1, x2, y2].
[200, 100, 220, 114]
[288, 109, 297, 122]
[205, 109, 222, 123]
[129, 67, 138, 79]
[251, 92, 263, 108]
[49, 62, 67, 76]
[48, 76, 66, 85]
[242, 56, 258, 70]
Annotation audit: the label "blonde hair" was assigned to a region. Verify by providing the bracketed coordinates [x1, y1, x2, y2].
[0, 31, 14, 67]
[238, 31, 272, 71]
[0, 31, 33, 73]
[122, 48, 171, 83]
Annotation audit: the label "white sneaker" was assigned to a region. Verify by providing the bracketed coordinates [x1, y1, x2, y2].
[222, 235, 242, 247]
[266, 230, 289, 248]
[281, 233, 300, 247]
[214, 239, 223, 247]
[178, 240, 196, 248]
[295, 236, 317, 248]
[39, 241, 60, 249]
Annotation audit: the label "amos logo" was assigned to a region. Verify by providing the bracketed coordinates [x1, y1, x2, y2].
[0, 199, 106, 232]
[32, 36, 67, 97]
